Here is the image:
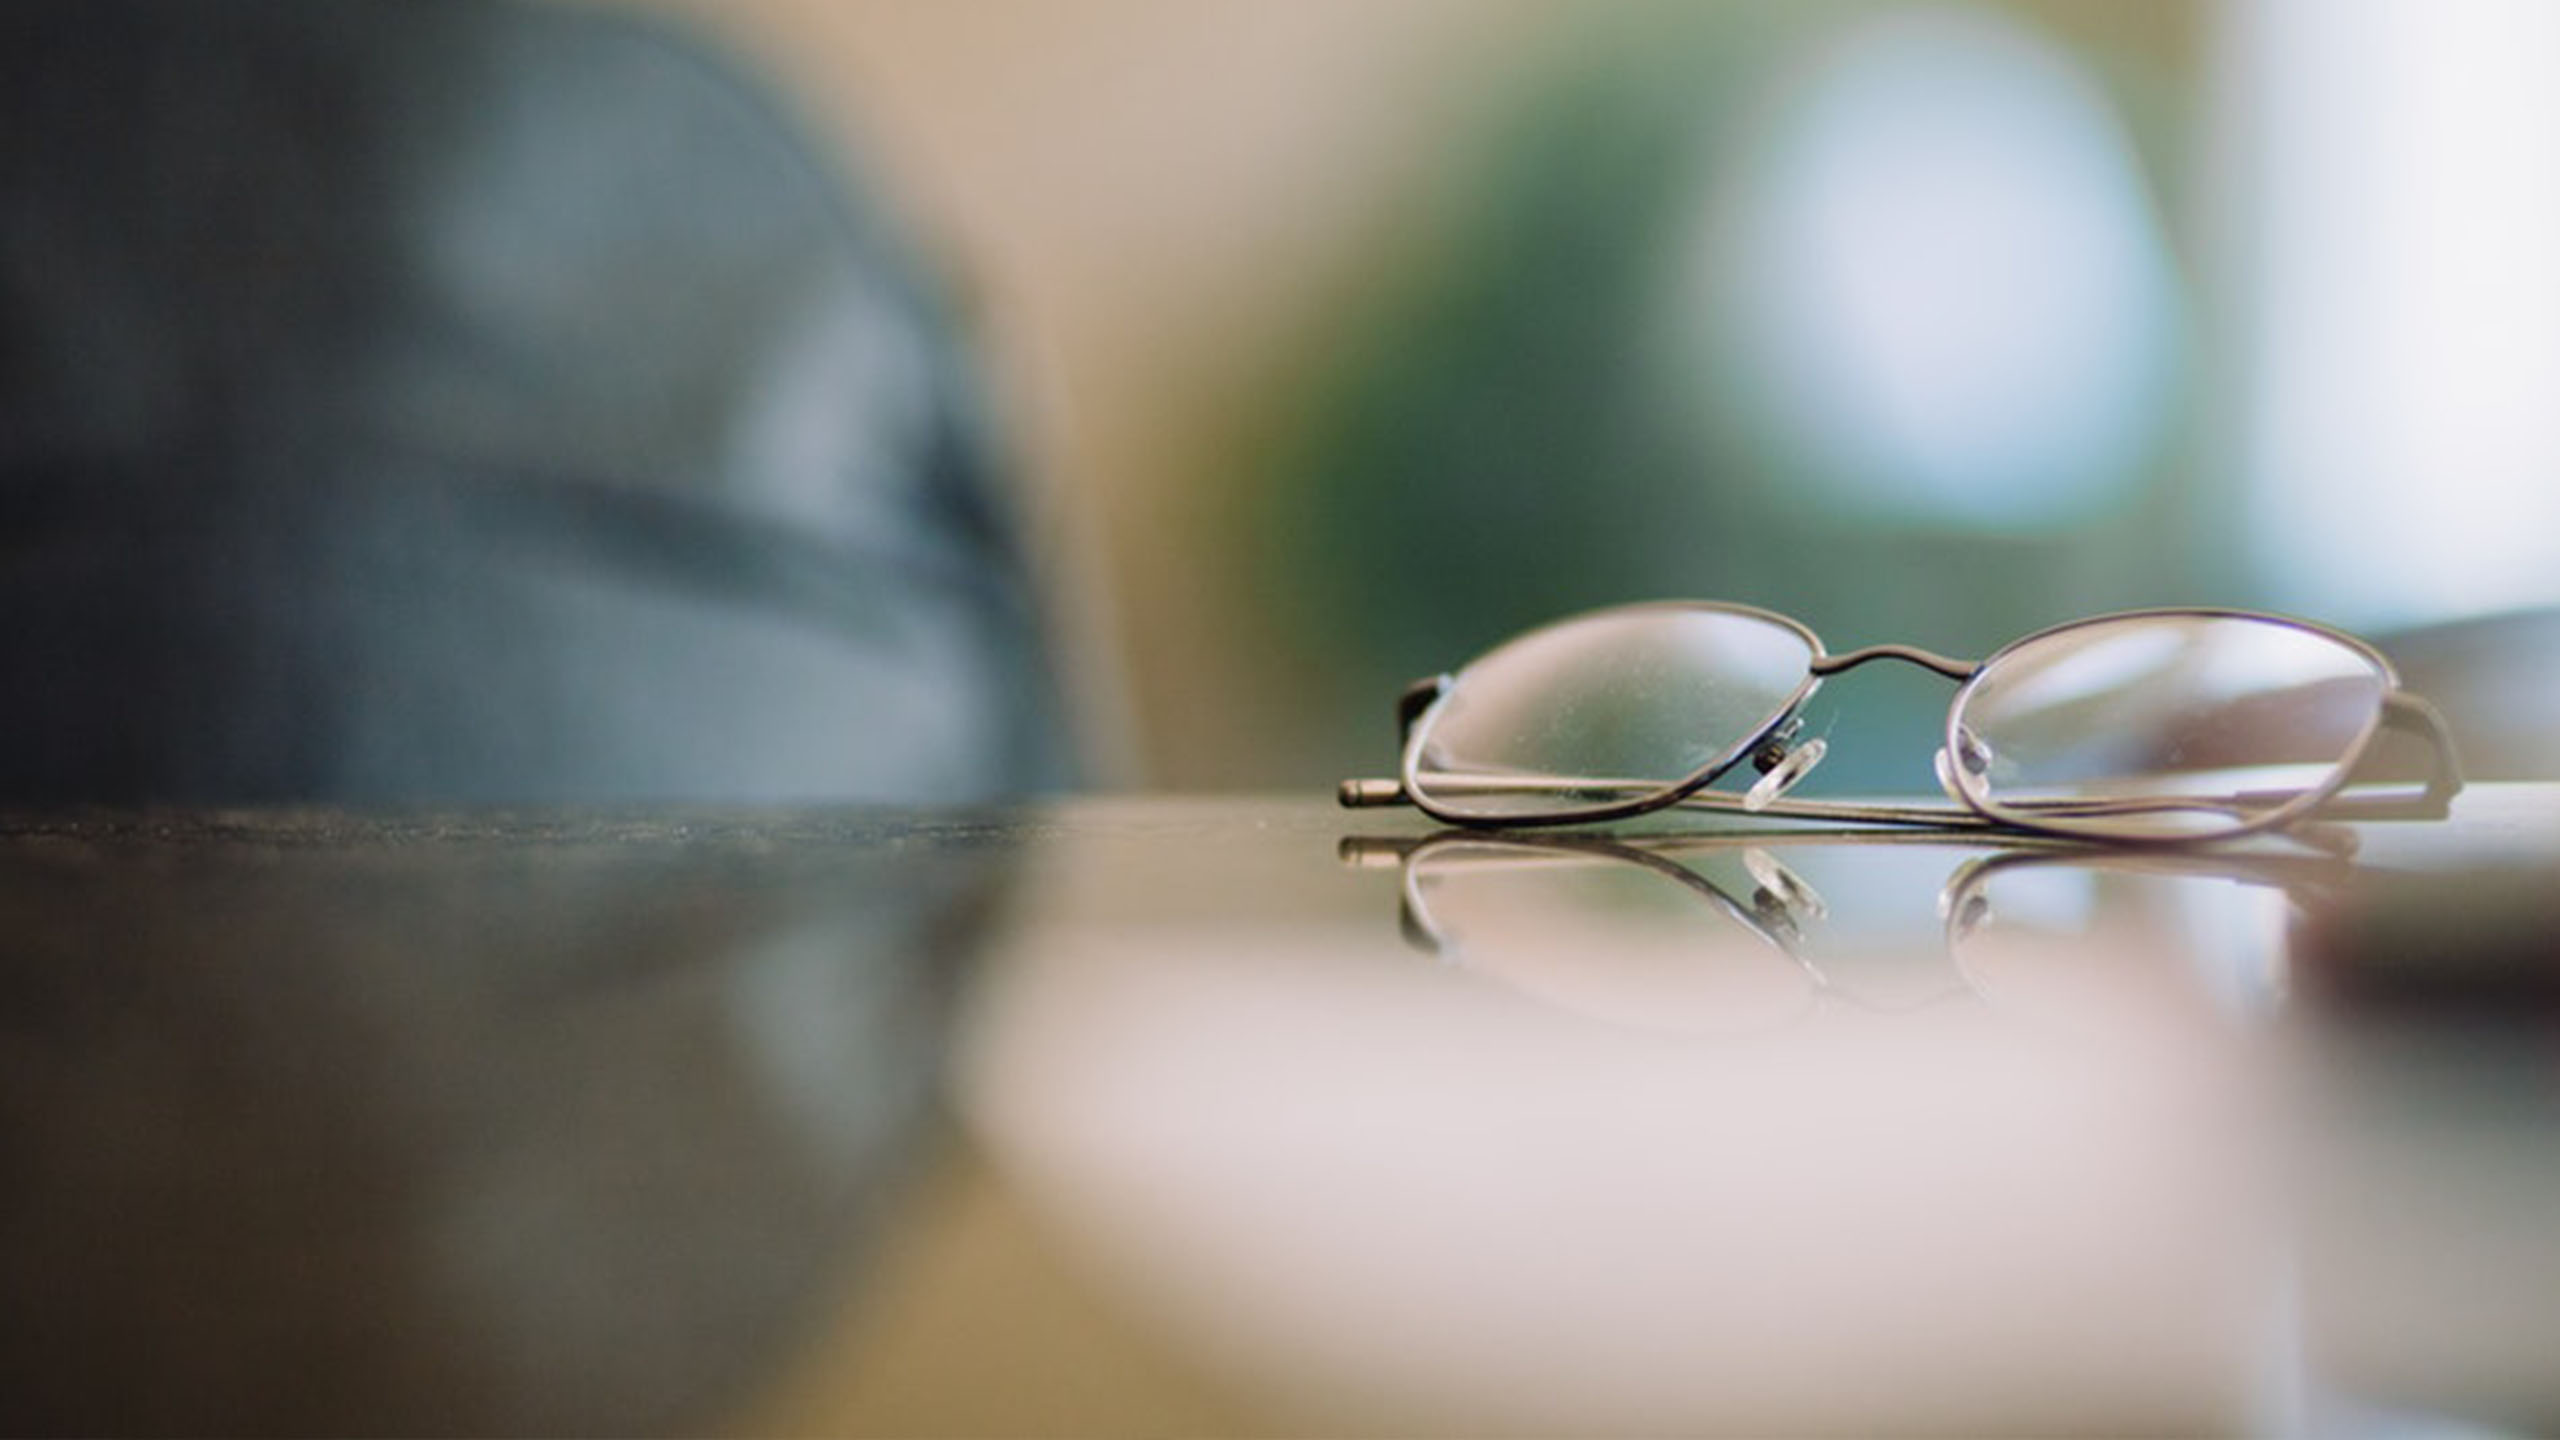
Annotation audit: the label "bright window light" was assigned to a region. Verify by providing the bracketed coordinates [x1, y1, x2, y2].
[2221, 0, 2560, 623]
[1716, 6, 2177, 531]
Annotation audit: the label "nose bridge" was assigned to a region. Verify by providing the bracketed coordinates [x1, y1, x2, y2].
[1809, 644, 1981, 682]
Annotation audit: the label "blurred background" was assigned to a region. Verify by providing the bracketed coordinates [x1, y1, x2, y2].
[637, 0, 2560, 795]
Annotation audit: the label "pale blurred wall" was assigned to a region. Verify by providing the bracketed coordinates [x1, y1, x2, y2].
[618, 0, 1563, 787]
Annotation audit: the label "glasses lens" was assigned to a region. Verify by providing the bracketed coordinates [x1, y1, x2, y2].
[1408, 606, 1816, 821]
[1946, 614, 2390, 838]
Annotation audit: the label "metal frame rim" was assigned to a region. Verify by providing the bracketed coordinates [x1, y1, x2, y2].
[1940, 607, 2401, 844]
[1400, 600, 1827, 828]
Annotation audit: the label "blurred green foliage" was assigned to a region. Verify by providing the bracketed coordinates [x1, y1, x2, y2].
[1249, 2, 2235, 792]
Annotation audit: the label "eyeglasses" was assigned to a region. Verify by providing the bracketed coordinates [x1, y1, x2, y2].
[1339, 602, 2463, 843]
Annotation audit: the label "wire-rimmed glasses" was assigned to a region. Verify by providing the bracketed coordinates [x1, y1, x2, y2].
[1339, 602, 2462, 843]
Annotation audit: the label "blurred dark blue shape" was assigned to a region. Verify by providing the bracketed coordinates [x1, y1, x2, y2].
[0, 0, 1065, 803]
[0, 809, 1022, 1435]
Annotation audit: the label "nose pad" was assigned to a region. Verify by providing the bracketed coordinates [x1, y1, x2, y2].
[1944, 888, 1993, 940]
[1744, 736, 1828, 812]
[1934, 725, 1994, 804]
[1743, 846, 1829, 929]
[1933, 746, 1965, 805]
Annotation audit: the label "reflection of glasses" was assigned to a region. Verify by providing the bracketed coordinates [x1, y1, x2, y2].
[1339, 602, 2463, 842]
[1343, 830, 2355, 1035]
[1351, 830, 1941, 1035]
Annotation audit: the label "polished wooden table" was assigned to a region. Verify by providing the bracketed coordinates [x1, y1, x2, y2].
[5, 789, 2557, 1435]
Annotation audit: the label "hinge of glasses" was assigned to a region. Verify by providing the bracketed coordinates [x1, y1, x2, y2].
[1396, 675, 1451, 741]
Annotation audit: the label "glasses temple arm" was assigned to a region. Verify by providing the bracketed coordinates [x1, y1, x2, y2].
[2313, 690, 2464, 821]
[1341, 776, 1417, 807]
[1343, 763, 2448, 833]
[1340, 675, 1447, 806]
[1339, 771, 1996, 829]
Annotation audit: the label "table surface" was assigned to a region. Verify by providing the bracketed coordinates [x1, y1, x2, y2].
[5, 787, 2558, 1435]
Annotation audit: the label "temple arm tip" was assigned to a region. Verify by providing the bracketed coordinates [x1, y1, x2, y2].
[1339, 778, 1408, 808]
